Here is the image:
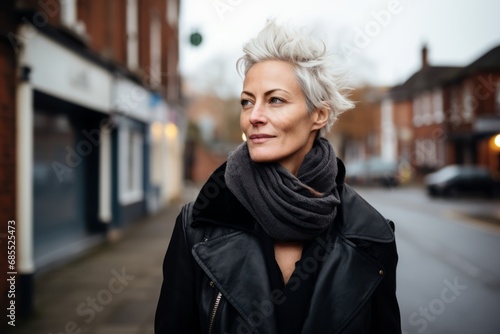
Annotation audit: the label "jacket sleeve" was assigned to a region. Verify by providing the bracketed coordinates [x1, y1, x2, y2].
[155, 203, 201, 334]
[370, 220, 402, 333]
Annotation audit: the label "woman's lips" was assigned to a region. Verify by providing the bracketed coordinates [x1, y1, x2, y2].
[248, 134, 275, 143]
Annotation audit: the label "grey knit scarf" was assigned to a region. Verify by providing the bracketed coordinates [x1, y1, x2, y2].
[225, 138, 340, 241]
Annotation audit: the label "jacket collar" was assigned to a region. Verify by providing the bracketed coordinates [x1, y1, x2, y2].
[191, 162, 259, 234]
[192, 159, 394, 243]
[192, 231, 279, 333]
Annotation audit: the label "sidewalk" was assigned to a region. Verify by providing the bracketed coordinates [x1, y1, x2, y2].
[9, 201, 187, 334]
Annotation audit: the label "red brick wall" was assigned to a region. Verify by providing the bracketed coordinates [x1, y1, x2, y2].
[473, 72, 500, 115]
[138, 0, 152, 78]
[164, 0, 180, 102]
[78, 0, 181, 96]
[393, 100, 413, 163]
[79, 0, 108, 56]
[108, 0, 127, 66]
[135, 0, 181, 96]
[191, 145, 227, 184]
[75, 0, 124, 65]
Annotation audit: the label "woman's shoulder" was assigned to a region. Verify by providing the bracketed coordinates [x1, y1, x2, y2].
[336, 184, 396, 244]
[174, 202, 205, 246]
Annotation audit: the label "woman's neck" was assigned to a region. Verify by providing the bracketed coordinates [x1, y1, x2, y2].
[274, 241, 303, 285]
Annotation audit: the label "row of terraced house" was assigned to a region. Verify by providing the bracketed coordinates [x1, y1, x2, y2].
[1, 0, 183, 318]
[337, 45, 500, 183]
[383, 45, 500, 180]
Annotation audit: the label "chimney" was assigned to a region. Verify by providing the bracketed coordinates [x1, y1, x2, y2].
[421, 44, 429, 70]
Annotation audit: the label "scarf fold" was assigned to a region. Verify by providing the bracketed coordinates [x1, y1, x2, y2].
[225, 138, 340, 241]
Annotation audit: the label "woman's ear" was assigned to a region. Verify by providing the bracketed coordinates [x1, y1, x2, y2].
[311, 107, 329, 131]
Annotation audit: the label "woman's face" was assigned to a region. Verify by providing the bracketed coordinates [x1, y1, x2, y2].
[240, 60, 326, 174]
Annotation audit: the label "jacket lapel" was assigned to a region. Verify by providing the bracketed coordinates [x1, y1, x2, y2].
[302, 183, 390, 333]
[302, 234, 385, 333]
[192, 230, 279, 333]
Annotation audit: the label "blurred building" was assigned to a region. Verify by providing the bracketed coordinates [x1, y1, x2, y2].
[329, 86, 408, 187]
[386, 46, 462, 176]
[444, 46, 500, 177]
[0, 0, 182, 316]
[329, 86, 388, 162]
[384, 45, 500, 180]
[184, 94, 241, 184]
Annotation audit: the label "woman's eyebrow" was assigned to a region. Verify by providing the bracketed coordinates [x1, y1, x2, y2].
[241, 91, 255, 98]
[241, 89, 289, 97]
[264, 89, 289, 96]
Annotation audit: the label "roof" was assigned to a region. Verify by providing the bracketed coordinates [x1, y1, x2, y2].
[389, 66, 462, 100]
[389, 44, 500, 101]
[454, 44, 500, 79]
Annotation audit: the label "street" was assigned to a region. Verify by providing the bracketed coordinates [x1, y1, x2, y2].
[354, 186, 500, 334]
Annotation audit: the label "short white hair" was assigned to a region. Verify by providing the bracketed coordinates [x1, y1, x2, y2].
[237, 19, 354, 136]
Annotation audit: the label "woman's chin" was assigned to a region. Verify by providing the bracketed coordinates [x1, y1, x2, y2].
[248, 151, 279, 164]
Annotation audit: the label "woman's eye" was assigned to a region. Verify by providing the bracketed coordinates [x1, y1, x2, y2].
[269, 97, 284, 104]
[241, 99, 251, 107]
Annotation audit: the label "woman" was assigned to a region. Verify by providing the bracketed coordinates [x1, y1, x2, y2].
[155, 20, 401, 334]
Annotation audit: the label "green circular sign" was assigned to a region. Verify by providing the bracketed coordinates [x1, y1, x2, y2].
[190, 32, 203, 47]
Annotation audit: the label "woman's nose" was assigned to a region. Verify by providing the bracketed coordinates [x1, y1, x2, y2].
[249, 103, 267, 126]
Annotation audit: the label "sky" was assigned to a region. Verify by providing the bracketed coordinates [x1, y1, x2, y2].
[178, 0, 500, 97]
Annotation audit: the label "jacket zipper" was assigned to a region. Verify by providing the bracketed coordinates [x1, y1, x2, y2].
[208, 291, 222, 334]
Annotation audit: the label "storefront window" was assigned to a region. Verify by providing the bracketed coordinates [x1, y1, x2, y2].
[34, 110, 86, 266]
[119, 126, 144, 205]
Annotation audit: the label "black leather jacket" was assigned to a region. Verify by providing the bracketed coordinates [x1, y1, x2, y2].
[155, 161, 402, 333]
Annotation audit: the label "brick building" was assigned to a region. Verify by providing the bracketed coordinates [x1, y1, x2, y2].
[330, 86, 388, 162]
[383, 45, 500, 180]
[384, 46, 462, 176]
[0, 0, 182, 318]
[443, 46, 500, 177]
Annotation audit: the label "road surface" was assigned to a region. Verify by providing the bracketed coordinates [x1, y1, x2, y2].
[354, 186, 500, 334]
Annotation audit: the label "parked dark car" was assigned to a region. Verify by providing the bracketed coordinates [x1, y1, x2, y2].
[345, 158, 399, 187]
[425, 165, 498, 197]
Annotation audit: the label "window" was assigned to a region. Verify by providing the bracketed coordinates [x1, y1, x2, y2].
[422, 92, 432, 125]
[126, 0, 139, 70]
[60, 0, 77, 27]
[413, 96, 422, 127]
[166, 0, 178, 27]
[413, 93, 432, 126]
[432, 89, 444, 123]
[150, 17, 162, 88]
[449, 88, 461, 128]
[119, 126, 144, 205]
[462, 82, 474, 122]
